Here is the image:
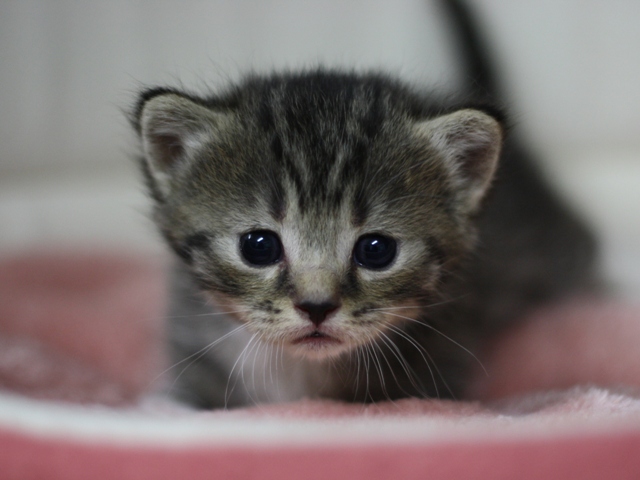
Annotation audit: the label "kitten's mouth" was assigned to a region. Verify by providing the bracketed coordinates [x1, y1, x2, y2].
[292, 331, 341, 348]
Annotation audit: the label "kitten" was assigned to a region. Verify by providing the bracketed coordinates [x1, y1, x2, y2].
[133, 0, 596, 408]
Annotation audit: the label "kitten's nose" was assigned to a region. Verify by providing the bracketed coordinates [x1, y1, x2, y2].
[295, 301, 340, 326]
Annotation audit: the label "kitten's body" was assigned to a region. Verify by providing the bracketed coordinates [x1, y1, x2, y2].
[134, 1, 596, 408]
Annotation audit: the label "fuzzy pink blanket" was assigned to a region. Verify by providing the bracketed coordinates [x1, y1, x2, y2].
[1, 251, 640, 479]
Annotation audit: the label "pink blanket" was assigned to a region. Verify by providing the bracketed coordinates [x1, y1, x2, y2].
[1, 251, 640, 479]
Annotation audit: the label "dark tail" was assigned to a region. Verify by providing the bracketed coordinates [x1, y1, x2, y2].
[438, 0, 501, 102]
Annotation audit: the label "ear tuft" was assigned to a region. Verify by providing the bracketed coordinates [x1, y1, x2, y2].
[414, 109, 503, 212]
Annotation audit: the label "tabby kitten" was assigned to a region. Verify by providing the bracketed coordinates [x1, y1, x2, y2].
[133, 3, 596, 408]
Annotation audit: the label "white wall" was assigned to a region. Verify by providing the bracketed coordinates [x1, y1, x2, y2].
[0, 0, 457, 175]
[0, 0, 639, 293]
[1, 0, 639, 176]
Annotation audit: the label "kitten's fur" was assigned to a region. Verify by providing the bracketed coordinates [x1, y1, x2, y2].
[133, 0, 596, 408]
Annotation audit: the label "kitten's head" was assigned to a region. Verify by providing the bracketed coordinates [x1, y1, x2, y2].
[134, 71, 503, 359]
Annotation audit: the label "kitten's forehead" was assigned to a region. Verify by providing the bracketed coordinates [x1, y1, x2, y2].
[250, 74, 401, 222]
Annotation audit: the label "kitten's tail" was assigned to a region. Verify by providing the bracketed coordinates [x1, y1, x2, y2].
[438, 0, 501, 103]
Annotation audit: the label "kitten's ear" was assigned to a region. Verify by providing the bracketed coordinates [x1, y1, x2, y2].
[135, 91, 225, 196]
[415, 109, 503, 212]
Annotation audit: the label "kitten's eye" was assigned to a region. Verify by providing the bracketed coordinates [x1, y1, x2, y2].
[240, 230, 283, 266]
[353, 234, 397, 270]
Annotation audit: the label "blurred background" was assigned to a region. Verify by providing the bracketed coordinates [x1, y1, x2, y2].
[0, 0, 638, 297]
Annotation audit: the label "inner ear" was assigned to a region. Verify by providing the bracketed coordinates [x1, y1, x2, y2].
[151, 133, 186, 171]
[414, 108, 504, 212]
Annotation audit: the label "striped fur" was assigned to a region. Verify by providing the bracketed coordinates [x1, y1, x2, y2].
[133, 70, 596, 408]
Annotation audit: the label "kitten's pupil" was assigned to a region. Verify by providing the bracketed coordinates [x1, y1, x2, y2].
[240, 230, 283, 266]
[353, 234, 397, 270]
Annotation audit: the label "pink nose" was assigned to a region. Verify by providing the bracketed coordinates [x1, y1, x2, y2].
[295, 301, 340, 326]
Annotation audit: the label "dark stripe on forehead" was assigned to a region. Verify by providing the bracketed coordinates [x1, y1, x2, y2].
[340, 141, 368, 184]
[267, 172, 287, 221]
[287, 162, 308, 214]
[257, 95, 275, 131]
[271, 134, 307, 212]
[269, 132, 288, 215]
[271, 134, 283, 160]
[351, 184, 369, 227]
[339, 141, 370, 226]
[360, 83, 384, 140]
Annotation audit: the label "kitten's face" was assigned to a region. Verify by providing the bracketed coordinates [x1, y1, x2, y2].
[135, 73, 502, 359]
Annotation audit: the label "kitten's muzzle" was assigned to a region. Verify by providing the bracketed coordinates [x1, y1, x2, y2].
[294, 301, 341, 326]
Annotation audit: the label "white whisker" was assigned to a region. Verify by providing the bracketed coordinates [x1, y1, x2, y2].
[376, 329, 429, 398]
[365, 342, 387, 401]
[385, 312, 488, 376]
[225, 332, 258, 409]
[362, 344, 372, 403]
[242, 333, 264, 406]
[163, 309, 251, 319]
[369, 295, 467, 313]
[154, 323, 248, 393]
[371, 331, 403, 404]
[385, 323, 446, 398]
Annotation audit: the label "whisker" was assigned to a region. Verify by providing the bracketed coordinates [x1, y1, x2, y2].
[225, 332, 258, 409]
[153, 323, 248, 391]
[250, 336, 265, 400]
[267, 340, 274, 389]
[376, 328, 430, 399]
[371, 331, 405, 405]
[276, 338, 284, 400]
[351, 339, 362, 402]
[362, 344, 372, 403]
[365, 341, 388, 402]
[385, 312, 488, 376]
[243, 333, 264, 406]
[369, 294, 469, 314]
[385, 323, 448, 398]
[278, 335, 285, 373]
[163, 309, 251, 320]
[368, 306, 425, 311]
[272, 340, 279, 401]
